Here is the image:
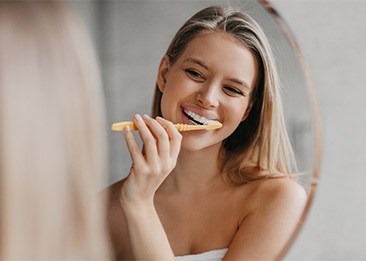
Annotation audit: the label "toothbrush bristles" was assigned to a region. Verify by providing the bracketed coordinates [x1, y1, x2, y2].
[203, 120, 222, 130]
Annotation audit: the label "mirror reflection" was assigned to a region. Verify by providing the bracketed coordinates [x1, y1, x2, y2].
[76, 0, 314, 190]
[74, 1, 315, 259]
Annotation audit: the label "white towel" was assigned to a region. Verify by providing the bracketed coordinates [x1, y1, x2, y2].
[175, 248, 228, 261]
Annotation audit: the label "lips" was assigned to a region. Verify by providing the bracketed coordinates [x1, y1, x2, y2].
[182, 108, 217, 125]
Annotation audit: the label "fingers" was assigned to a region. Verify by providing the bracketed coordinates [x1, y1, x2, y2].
[141, 115, 170, 158]
[133, 114, 159, 162]
[125, 114, 182, 174]
[123, 125, 145, 166]
[156, 116, 182, 159]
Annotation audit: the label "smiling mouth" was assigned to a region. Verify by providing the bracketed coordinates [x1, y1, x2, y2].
[183, 109, 216, 125]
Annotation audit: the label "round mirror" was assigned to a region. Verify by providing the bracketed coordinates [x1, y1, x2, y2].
[74, 0, 320, 258]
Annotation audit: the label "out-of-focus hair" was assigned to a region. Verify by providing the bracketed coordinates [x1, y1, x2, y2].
[0, 2, 110, 259]
[152, 6, 296, 184]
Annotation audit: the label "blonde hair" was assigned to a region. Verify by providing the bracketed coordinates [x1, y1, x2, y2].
[152, 6, 296, 184]
[0, 2, 110, 259]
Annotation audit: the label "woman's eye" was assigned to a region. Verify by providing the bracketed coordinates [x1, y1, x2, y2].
[224, 86, 244, 96]
[185, 69, 204, 81]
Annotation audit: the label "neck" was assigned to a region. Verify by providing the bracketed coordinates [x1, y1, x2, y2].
[160, 143, 224, 194]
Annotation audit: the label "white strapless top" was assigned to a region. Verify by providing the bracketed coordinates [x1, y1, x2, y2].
[175, 248, 228, 261]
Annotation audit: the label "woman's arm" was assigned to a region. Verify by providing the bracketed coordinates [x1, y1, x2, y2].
[122, 200, 174, 259]
[224, 178, 307, 260]
[120, 114, 181, 260]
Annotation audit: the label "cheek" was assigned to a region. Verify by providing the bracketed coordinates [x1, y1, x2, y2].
[217, 101, 247, 139]
[160, 92, 172, 119]
[159, 83, 186, 118]
[161, 79, 194, 104]
[225, 100, 249, 124]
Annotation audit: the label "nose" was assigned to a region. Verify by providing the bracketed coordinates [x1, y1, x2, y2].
[195, 82, 220, 108]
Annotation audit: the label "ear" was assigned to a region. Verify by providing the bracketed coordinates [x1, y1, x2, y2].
[157, 55, 171, 93]
[241, 100, 254, 122]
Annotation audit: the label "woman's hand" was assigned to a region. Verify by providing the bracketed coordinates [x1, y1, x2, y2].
[120, 114, 182, 208]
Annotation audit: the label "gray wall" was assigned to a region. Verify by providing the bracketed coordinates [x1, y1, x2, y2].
[74, 0, 366, 259]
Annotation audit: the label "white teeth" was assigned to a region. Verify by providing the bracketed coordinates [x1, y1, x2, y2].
[193, 114, 201, 122]
[199, 116, 206, 123]
[183, 109, 212, 124]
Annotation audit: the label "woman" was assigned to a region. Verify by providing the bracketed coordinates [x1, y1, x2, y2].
[107, 6, 306, 260]
[0, 2, 110, 259]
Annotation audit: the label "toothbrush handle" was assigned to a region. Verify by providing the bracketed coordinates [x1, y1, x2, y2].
[111, 121, 207, 132]
[111, 121, 137, 131]
[174, 123, 206, 131]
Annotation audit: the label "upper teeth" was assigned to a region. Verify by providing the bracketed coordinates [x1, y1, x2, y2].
[184, 109, 212, 125]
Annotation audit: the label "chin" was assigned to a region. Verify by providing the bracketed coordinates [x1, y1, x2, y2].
[180, 138, 222, 152]
[180, 143, 205, 152]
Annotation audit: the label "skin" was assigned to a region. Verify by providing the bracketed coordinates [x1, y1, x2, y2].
[106, 32, 307, 260]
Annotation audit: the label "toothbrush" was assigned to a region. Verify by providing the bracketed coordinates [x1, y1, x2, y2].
[111, 120, 222, 132]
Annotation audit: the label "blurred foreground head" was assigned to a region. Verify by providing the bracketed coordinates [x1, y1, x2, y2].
[0, 1, 110, 259]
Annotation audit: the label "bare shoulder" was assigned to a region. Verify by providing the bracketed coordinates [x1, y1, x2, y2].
[243, 177, 308, 220]
[100, 179, 125, 212]
[106, 179, 126, 200]
[223, 178, 307, 259]
[103, 178, 127, 230]
[101, 178, 132, 258]
[256, 177, 307, 207]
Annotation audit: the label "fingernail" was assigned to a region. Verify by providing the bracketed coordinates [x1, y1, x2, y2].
[134, 114, 142, 121]
[156, 116, 165, 121]
[143, 114, 151, 119]
[124, 125, 131, 132]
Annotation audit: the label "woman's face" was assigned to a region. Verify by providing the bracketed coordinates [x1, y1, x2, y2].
[157, 31, 258, 152]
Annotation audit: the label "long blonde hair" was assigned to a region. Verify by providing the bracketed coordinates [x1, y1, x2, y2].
[0, 2, 110, 259]
[152, 6, 296, 184]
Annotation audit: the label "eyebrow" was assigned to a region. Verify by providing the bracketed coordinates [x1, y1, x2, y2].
[183, 58, 209, 70]
[183, 57, 252, 91]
